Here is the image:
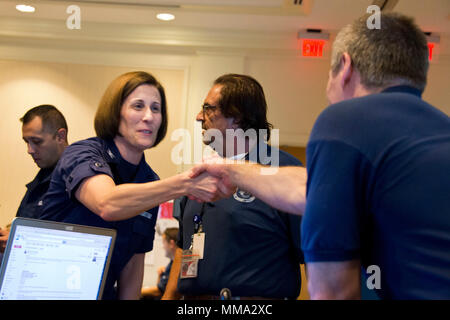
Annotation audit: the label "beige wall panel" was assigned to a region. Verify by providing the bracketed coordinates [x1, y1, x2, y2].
[246, 56, 330, 147]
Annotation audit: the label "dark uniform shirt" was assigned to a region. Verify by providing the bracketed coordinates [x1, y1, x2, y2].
[40, 137, 159, 300]
[16, 167, 54, 219]
[177, 143, 304, 299]
[302, 86, 450, 299]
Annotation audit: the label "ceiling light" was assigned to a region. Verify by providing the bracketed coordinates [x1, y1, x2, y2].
[156, 13, 175, 21]
[16, 4, 35, 13]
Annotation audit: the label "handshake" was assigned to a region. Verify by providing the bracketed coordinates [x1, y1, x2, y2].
[180, 157, 307, 215]
[183, 157, 242, 203]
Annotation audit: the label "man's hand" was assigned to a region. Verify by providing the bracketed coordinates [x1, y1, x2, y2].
[185, 169, 226, 202]
[0, 227, 10, 253]
[188, 163, 238, 202]
[190, 162, 307, 215]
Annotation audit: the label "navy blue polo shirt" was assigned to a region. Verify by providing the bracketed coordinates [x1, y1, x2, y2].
[177, 143, 304, 299]
[16, 166, 54, 219]
[302, 86, 450, 299]
[40, 137, 159, 300]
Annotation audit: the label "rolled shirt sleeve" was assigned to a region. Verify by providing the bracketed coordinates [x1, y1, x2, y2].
[57, 141, 114, 199]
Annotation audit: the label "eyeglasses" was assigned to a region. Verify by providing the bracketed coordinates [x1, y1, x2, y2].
[201, 103, 218, 114]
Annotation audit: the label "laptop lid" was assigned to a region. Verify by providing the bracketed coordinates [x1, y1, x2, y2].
[0, 217, 116, 300]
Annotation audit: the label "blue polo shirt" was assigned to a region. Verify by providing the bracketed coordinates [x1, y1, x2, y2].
[177, 143, 304, 299]
[302, 86, 450, 299]
[40, 137, 159, 300]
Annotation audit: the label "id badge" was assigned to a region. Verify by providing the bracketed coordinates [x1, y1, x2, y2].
[180, 249, 199, 279]
[192, 232, 205, 259]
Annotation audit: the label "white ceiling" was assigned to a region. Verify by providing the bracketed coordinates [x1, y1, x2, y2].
[0, 0, 448, 56]
[1, 0, 449, 33]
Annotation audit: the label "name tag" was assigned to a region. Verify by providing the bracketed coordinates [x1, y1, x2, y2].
[140, 211, 153, 219]
[180, 249, 199, 279]
[192, 232, 205, 259]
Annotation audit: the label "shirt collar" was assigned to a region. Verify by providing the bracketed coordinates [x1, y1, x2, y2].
[26, 166, 54, 188]
[224, 139, 258, 161]
[228, 152, 248, 161]
[245, 140, 273, 164]
[381, 85, 423, 97]
[104, 138, 149, 170]
[103, 138, 160, 182]
[104, 139, 120, 163]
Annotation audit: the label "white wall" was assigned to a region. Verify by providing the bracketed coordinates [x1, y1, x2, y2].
[423, 57, 450, 112]
[246, 55, 331, 146]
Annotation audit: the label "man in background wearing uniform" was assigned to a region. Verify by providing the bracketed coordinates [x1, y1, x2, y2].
[0, 105, 68, 253]
[162, 74, 304, 300]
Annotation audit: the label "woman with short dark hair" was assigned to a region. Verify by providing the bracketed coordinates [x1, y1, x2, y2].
[40, 71, 219, 299]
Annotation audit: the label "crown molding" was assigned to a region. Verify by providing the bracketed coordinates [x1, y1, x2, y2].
[0, 16, 300, 54]
[0, 15, 448, 62]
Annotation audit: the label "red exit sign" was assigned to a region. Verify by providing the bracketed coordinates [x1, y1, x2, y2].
[302, 39, 325, 57]
[428, 43, 435, 61]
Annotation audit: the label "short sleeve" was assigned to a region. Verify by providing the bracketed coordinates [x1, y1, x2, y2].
[277, 149, 304, 264]
[280, 211, 304, 264]
[301, 139, 372, 262]
[57, 141, 113, 199]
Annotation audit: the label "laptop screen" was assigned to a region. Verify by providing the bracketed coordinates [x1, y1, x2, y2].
[0, 218, 115, 300]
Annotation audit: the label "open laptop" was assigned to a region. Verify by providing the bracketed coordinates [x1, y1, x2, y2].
[0, 217, 116, 300]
